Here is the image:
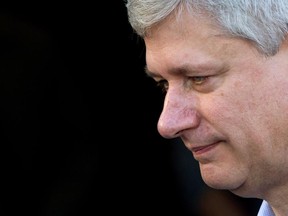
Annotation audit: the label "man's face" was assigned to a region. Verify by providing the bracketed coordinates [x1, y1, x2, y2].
[144, 11, 288, 198]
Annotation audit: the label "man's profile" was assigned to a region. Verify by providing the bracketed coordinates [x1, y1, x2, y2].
[125, 1, 288, 215]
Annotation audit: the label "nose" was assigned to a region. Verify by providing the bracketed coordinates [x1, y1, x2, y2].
[157, 89, 201, 139]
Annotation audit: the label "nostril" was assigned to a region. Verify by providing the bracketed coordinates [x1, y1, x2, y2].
[175, 130, 184, 136]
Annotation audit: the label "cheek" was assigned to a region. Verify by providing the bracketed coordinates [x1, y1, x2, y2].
[201, 91, 252, 125]
[204, 79, 288, 157]
[200, 87, 265, 150]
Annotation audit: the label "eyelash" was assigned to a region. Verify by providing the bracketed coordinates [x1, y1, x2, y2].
[156, 76, 209, 92]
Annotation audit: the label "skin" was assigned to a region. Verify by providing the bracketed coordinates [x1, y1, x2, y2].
[144, 10, 288, 215]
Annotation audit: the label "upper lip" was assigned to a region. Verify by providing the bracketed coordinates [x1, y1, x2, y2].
[180, 132, 225, 152]
[191, 143, 218, 152]
[184, 140, 223, 153]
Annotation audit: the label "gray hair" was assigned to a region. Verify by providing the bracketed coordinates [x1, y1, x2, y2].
[125, 0, 288, 56]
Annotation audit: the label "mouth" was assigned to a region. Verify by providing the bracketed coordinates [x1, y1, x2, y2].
[190, 141, 222, 158]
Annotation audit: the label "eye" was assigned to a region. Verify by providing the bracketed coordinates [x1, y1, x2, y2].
[190, 76, 209, 85]
[156, 80, 169, 93]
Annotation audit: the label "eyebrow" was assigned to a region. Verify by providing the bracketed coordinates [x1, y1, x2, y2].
[145, 65, 162, 79]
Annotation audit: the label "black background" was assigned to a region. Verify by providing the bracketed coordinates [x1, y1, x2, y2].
[0, 1, 261, 215]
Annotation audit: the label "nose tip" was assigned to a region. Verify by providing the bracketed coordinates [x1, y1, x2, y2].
[157, 117, 180, 139]
[156, 85, 201, 139]
[157, 102, 201, 139]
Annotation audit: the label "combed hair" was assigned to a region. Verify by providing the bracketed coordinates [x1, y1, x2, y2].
[126, 0, 288, 56]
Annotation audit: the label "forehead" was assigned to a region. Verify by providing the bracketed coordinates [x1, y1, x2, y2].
[144, 11, 258, 76]
[144, 16, 224, 73]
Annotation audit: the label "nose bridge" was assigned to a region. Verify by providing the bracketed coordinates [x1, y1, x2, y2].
[157, 88, 200, 139]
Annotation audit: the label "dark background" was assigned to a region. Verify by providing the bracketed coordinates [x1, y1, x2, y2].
[0, 1, 261, 215]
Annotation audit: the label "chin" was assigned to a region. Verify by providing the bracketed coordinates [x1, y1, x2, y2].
[200, 163, 248, 193]
[201, 170, 245, 191]
[204, 179, 234, 190]
[203, 176, 253, 198]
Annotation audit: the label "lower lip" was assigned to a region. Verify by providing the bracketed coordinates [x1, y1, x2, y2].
[192, 142, 219, 156]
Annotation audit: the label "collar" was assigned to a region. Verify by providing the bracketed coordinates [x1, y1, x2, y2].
[257, 200, 275, 216]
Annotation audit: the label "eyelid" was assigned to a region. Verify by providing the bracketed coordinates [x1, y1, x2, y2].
[156, 76, 209, 91]
[190, 76, 209, 85]
[154, 75, 213, 93]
